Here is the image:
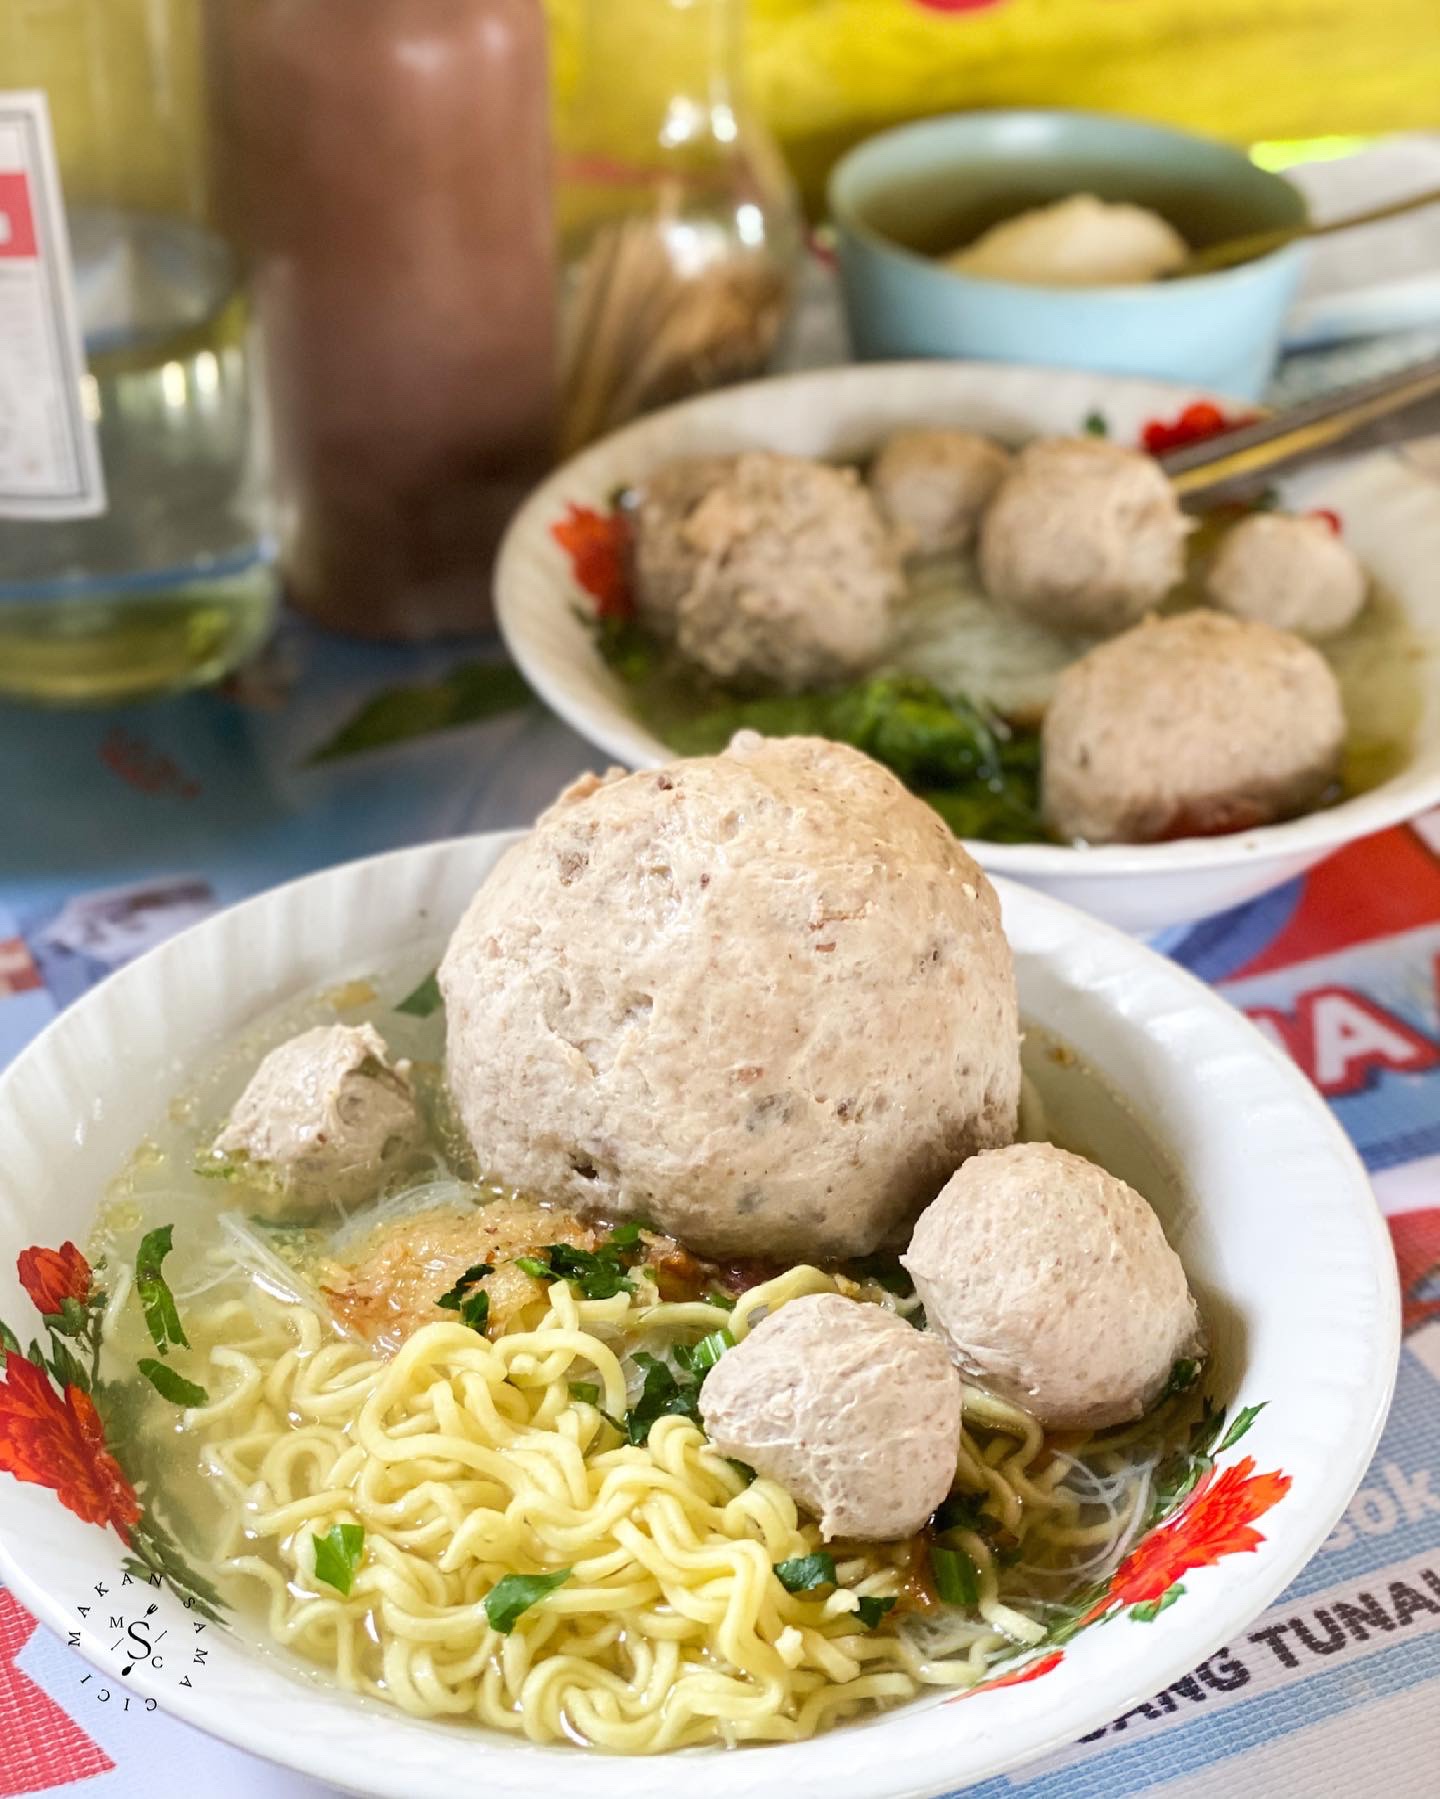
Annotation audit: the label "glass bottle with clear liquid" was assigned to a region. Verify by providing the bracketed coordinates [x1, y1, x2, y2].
[0, 0, 277, 703]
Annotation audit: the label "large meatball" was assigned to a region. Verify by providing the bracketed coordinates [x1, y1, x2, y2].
[1042, 610, 1345, 844]
[699, 1294, 962, 1539]
[1206, 512, 1367, 639]
[868, 428, 1012, 556]
[210, 1024, 423, 1218]
[661, 452, 903, 691]
[439, 735, 1021, 1260]
[902, 1143, 1202, 1429]
[630, 455, 738, 633]
[978, 437, 1190, 634]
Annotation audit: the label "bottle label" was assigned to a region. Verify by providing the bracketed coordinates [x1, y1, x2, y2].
[0, 90, 105, 520]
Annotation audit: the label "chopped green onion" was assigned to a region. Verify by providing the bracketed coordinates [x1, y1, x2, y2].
[569, 1381, 601, 1407]
[515, 1255, 553, 1280]
[855, 1595, 897, 1630]
[689, 1329, 734, 1373]
[931, 1544, 980, 1608]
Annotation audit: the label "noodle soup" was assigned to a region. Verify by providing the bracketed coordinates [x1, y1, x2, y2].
[86, 962, 1214, 1754]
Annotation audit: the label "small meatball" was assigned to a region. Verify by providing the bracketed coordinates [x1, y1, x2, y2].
[979, 437, 1190, 634]
[1042, 610, 1345, 844]
[699, 1293, 962, 1539]
[945, 195, 1188, 288]
[630, 455, 738, 634]
[211, 1024, 422, 1217]
[670, 452, 903, 691]
[1206, 512, 1367, 639]
[902, 1143, 1202, 1430]
[868, 429, 1012, 556]
[439, 734, 1020, 1262]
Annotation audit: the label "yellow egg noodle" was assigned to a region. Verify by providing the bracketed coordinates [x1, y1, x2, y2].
[187, 1266, 1156, 1751]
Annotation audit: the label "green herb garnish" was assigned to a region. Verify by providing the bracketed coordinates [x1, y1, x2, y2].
[855, 1595, 897, 1630]
[569, 1381, 601, 1407]
[312, 1523, 365, 1595]
[518, 1232, 645, 1301]
[395, 970, 442, 1018]
[137, 1358, 209, 1408]
[551, 1242, 634, 1299]
[625, 1352, 701, 1443]
[437, 1263, 492, 1307]
[774, 1552, 837, 1594]
[484, 1568, 571, 1634]
[135, 1225, 188, 1356]
[931, 1544, 980, 1608]
[436, 1263, 492, 1332]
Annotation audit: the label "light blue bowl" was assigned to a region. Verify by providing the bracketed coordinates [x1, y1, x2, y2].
[829, 110, 1308, 401]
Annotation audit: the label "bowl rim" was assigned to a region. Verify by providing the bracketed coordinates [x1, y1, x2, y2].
[825, 105, 1309, 297]
[0, 829, 1401, 1797]
[495, 358, 1440, 885]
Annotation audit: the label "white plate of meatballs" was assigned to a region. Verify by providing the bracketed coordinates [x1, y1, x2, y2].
[0, 736, 1398, 1796]
[496, 360, 1440, 933]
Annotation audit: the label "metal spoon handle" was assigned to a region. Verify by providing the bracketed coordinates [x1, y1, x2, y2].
[1176, 183, 1440, 278]
[1160, 356, 1440, 507]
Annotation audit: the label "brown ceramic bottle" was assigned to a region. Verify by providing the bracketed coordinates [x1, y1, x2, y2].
[207, 0, 557, 638]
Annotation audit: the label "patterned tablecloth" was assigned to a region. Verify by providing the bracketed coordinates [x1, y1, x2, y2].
[3, 140, 1440, 1799]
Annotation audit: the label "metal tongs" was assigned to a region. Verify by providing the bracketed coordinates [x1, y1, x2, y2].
[1159, 355, 1440, 509]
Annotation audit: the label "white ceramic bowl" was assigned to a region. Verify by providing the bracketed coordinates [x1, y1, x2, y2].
[0, 832, 1398, 1796]
[495, 361, 1440, 934]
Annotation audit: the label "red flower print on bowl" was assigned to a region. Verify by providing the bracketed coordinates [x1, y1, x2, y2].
[17, 1241, 92, 1316]
[0, 1238, 226, 1619]
[0, 1352, 140, 1539]
[950, 1649, 1064, 1701]
[550, 503, 634, 622]
[1141, 401, 1260, 456]
[1087, 1455, 1291, 1621]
